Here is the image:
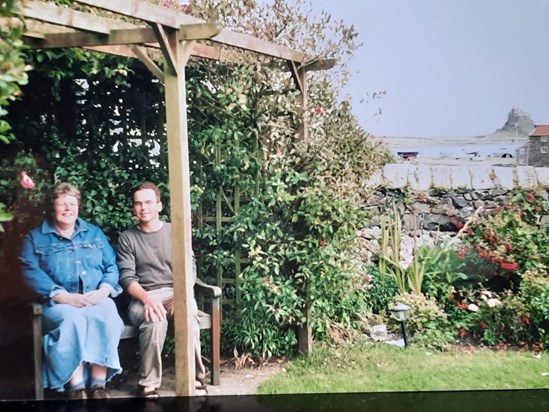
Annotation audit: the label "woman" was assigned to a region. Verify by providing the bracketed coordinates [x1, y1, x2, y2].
[19, 183, 124, 399]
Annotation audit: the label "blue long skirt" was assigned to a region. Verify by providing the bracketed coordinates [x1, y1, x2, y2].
[41, 298, 124, 391]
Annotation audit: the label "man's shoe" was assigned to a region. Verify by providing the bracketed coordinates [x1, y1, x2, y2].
[89, 386, 112, 399]
[68, 389, 88, 400]
[138, 385, 159, 400]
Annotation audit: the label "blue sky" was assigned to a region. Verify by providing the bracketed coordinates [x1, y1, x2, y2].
[310, 0, 549, 137]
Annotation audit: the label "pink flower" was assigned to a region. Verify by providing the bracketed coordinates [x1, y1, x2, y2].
[20, 171, 35, 190]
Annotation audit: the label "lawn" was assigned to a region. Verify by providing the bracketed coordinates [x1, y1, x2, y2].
[257, 340, 549, 394]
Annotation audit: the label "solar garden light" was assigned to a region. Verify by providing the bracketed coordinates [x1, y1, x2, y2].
[389, 303, 411, 348]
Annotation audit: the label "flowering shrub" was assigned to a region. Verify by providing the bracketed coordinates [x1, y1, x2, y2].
[468, 293, 533, 347]
[447, 288, 542, 348]
[459, 191, 549, 291]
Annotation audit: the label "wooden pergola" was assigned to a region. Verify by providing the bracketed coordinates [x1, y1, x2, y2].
[15, 0, 333, 396]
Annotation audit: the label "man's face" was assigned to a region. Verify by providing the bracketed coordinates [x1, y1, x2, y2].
[133, 188, 162, 224]
[53, 194, 79, 227]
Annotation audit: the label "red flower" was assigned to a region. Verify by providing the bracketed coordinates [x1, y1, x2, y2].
[499, 261, 518, 271]
[457, 329, 468, 338]
[521, 316, 530, 325]
[19, 171, 35, 190]
[456, 247, 468, 259]
[319, 241, 328, 247]
[527, 193, 536, 203]
[479, 322, 487, 330]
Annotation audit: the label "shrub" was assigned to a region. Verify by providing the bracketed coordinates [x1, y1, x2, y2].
[459, 191, 549, 291]
[391, 292, 453, 350]
[363, 266, 398, 315]
[223, 177, 373, 357]
[520, 268, 549, 348]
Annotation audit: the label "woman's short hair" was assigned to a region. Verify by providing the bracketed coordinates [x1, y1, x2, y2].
[50, 183, 81, 211]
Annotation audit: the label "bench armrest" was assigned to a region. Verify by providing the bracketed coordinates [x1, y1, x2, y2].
[195, 278, 222, 298]
[30, 302, 42, 316]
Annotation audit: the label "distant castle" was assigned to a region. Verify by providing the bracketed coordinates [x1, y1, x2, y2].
[498, 107, 535, 136]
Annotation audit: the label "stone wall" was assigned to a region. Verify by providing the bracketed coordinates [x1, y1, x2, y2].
[366, 164, 549, 191]
[363, 165, 549, 233]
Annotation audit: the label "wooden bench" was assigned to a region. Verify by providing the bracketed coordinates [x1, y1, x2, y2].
[30, 279, 221, 400]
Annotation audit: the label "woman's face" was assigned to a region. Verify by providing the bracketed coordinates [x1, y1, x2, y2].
[53, 193, 79, 227]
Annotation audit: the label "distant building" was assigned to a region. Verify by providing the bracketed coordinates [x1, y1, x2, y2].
[516, 125, 549, 166]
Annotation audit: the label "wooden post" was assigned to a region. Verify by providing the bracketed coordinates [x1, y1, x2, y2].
[31, 303, 43, 400]
[163, 29, 195, 396]
[296, 66, 308, 142]
[295, 66, 312, 354]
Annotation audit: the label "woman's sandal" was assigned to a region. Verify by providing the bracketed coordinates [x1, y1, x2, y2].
[138, 385, 160, 400]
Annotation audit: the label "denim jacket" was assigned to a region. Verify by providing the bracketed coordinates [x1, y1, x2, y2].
[19, 218, 122, 300]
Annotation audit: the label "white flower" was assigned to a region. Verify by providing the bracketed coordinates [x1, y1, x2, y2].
[467, 303, 479, 312]
[487, 298, 500, 308]
[480, 291, 492, 301]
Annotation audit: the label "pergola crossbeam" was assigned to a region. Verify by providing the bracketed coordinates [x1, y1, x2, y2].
[75, 0, 307, 63]
[23, 0, 119, 35]
[151, 23, 178, 76]
[178, 22, 222, 41]
[129, 45, 164, 81]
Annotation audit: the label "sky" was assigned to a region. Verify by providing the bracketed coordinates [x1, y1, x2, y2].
[309, 0, 549, 137]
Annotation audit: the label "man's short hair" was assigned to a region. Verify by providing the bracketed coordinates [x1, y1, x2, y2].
[134, 182, 161, 202]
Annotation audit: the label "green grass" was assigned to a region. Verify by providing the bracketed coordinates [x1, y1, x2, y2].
[258, 341, 549, 394]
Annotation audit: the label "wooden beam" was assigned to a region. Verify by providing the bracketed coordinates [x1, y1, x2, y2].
[20, 1, 224, 61]
[178, 22, 222, 41]
[180, 40, 196, 68]
[288, 61, 303, 93]
[75, 0, 308, 63]
[163, 28, 195, 398]
[84, 44, 137, 58]
[151, 23, 178, 76]
[129, 45, 164, 81]
[301, 58, 337, 72]
[25, 28, 154, 49]
[23, 0, 115, 35]
[76, 0, 182, 28]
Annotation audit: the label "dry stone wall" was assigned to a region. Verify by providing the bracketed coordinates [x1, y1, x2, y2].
[363, 165, 549, 233]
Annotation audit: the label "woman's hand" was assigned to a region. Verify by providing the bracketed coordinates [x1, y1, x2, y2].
[53, 293, 94, 307]
[54, 286, 110, 307]
[83, 287, 110, 305]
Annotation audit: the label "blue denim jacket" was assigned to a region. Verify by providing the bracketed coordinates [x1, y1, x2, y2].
[20, 218, 122, 300]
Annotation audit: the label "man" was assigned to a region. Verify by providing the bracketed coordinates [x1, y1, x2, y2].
[116, 182, 206, 399]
